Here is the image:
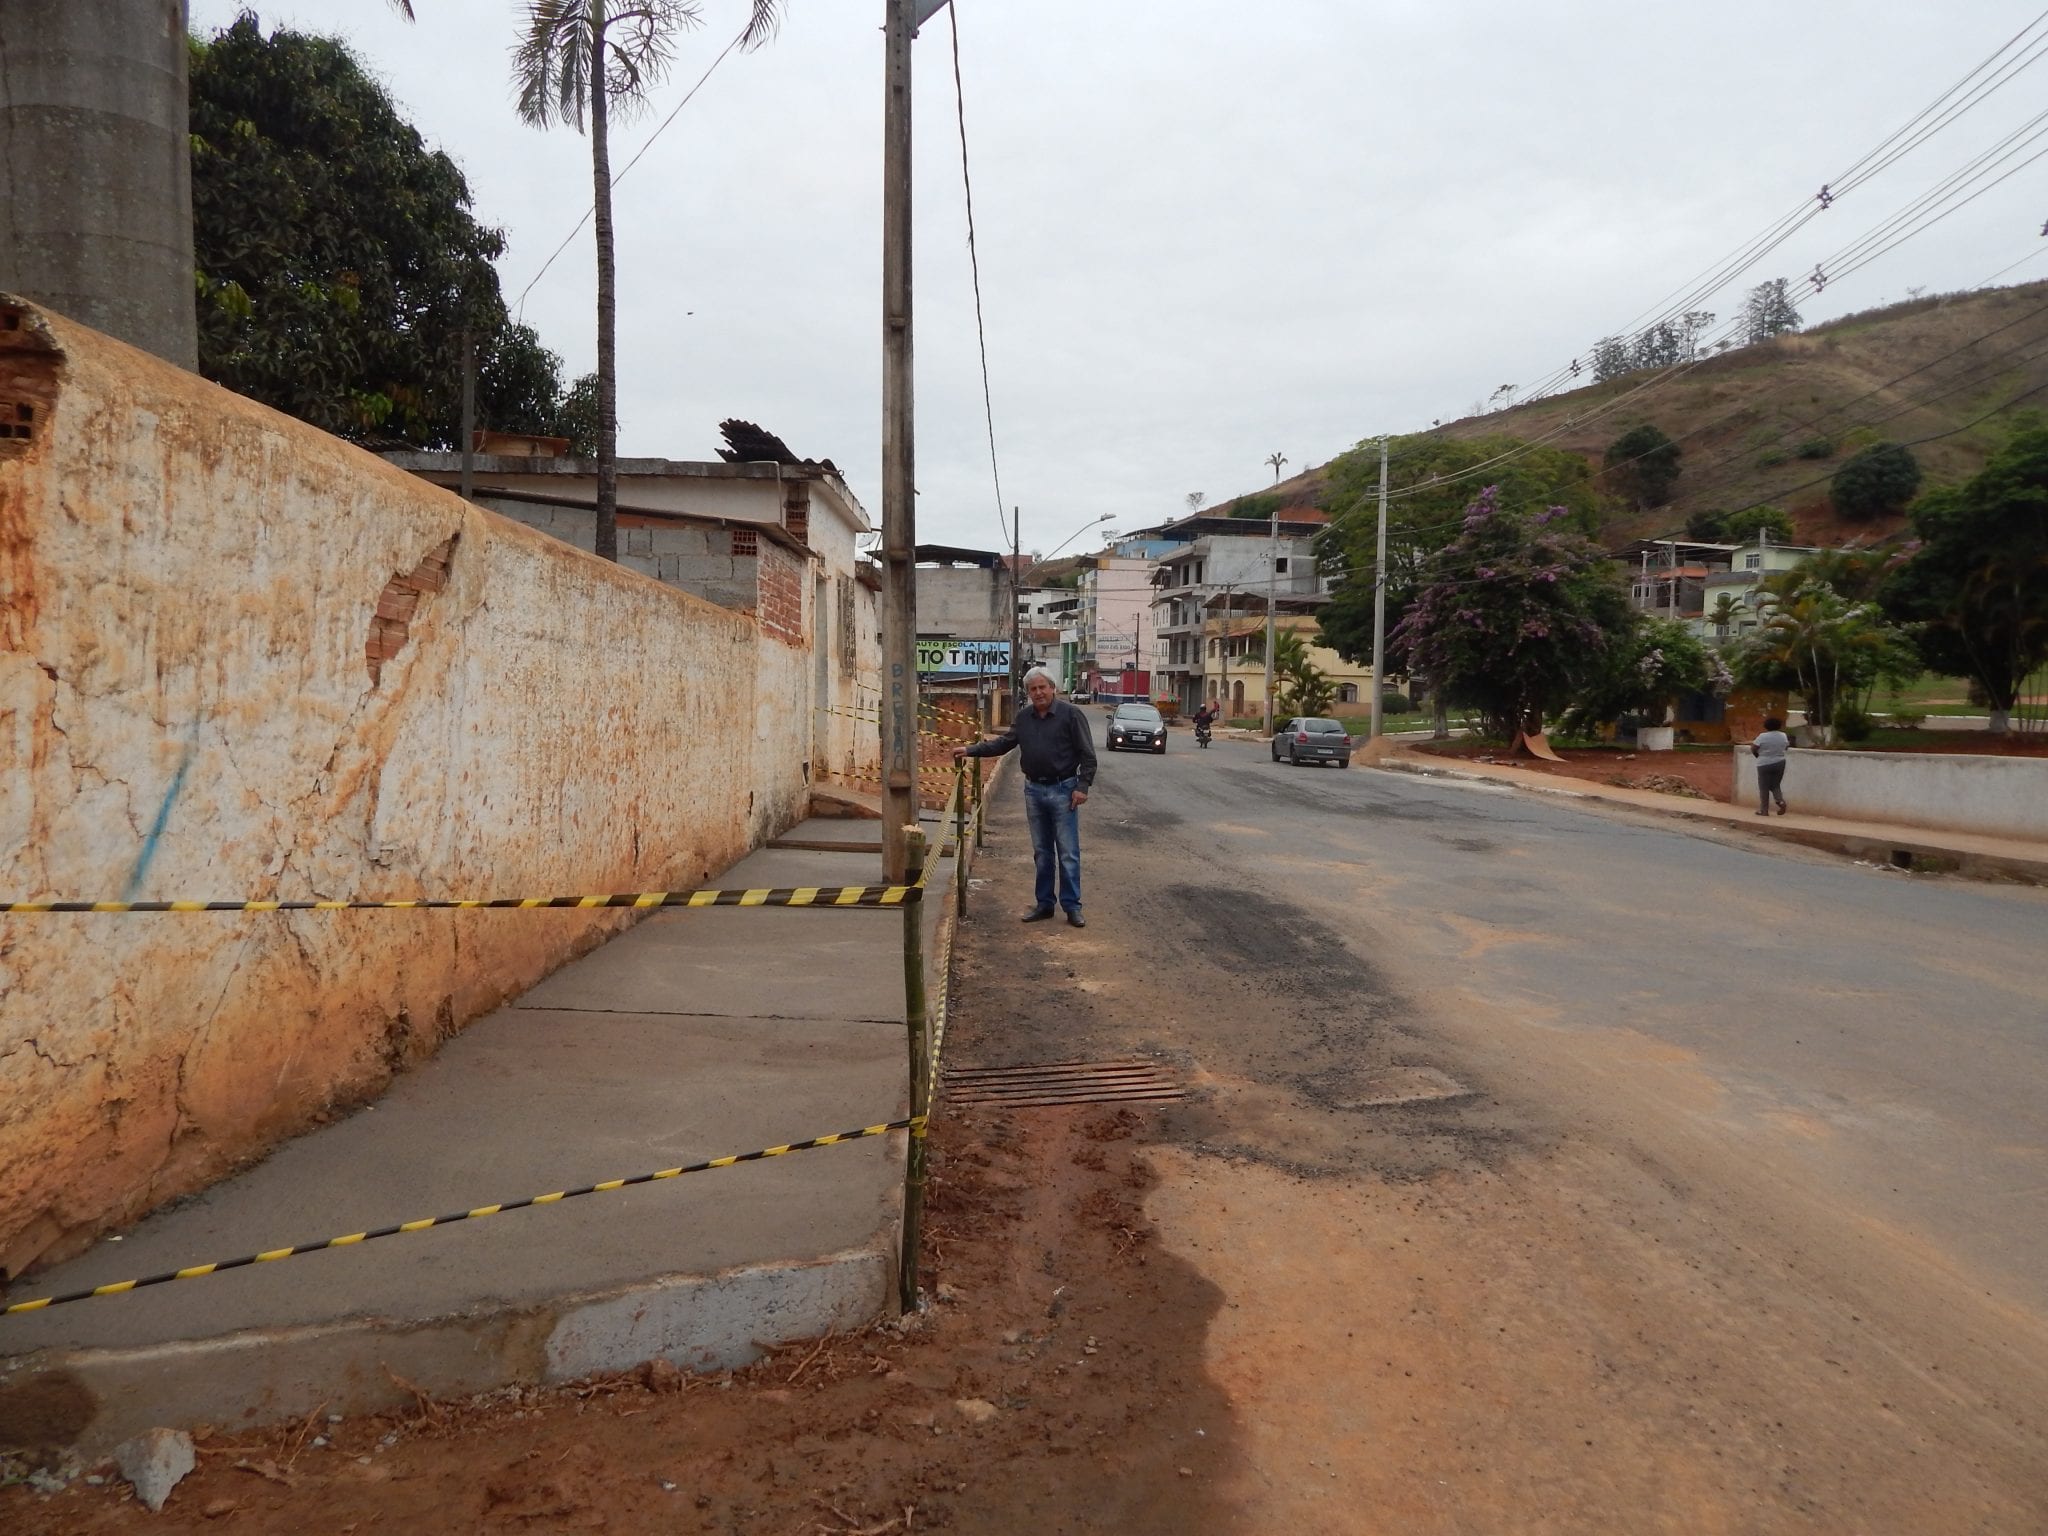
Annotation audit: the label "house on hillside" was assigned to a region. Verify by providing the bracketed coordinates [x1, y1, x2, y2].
[1613, 537, 1737, 628]
[1697, 535, 1823, 640]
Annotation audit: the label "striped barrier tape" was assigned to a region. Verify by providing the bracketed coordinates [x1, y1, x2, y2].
[0, 1116, 924, 1318]
[2, 883, 921, 915]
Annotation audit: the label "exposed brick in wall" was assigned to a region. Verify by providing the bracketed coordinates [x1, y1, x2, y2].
[783, 480, 810, 545]
[757, 540, 805, 646]
[365, 535, 458, 685]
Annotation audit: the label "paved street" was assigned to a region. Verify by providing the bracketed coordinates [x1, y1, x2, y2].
[1098, 734, 2048, 1312]
[941, 729, 2048, 1532]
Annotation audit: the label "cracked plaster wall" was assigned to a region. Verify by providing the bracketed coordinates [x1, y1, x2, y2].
[0, 301, 804, 1279]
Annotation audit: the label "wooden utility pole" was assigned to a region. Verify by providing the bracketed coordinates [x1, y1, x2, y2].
[1368, 436, 1390, 740]
[879, 0, 920, 882]
[1263, 452, 1286, 734]
[1010, 504, 1023, 712]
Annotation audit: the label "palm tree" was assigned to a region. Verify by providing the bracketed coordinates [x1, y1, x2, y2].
[513, 1, 780, 562]
[1708, 592, 1742, 639]
[1266, 452, 1288, 484]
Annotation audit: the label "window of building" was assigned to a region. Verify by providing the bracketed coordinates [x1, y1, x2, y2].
[1338, 683, 1358, 704]
[1275, 557, 1289, 574]
[1745, 553, 1762, 569]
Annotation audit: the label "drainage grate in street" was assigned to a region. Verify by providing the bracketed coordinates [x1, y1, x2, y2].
[942, 1058, 1186, 1110]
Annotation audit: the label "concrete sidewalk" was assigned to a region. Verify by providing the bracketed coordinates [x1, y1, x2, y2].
[1377, 748, 2048, 884]
[0, 807, 964, 1454]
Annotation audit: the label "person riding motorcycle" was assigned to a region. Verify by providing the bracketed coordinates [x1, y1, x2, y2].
[1192, 702, 1216, 747]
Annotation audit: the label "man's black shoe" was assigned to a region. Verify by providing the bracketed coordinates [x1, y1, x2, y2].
[1021, 907, 1055, 922]
[1065, 910, 1086, 928]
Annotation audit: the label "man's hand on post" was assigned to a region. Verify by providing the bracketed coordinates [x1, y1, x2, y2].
[952, 746, 967, 763]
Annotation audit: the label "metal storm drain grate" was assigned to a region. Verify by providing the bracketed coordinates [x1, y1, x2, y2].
[943, 1058, 1186, 1110]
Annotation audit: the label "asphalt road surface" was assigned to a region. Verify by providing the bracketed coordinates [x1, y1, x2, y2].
[970, 729, 2048, 1532]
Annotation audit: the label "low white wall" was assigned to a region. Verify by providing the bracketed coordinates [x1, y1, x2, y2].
[1732, 746, 2048, 840]
[0, 301, 810, 1278]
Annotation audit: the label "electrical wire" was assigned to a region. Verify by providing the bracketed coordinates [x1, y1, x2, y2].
[510, 26, 749, 319]
[945, 2, 1014, 556]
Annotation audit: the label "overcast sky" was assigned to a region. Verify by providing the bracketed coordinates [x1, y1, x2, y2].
[189, 1, 2048, 557]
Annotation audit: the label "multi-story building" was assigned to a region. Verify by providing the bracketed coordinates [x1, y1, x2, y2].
[1076, 552, 1159, 699]
[1697, 536, 1822, 641]
[1148, 511, 1331, 713]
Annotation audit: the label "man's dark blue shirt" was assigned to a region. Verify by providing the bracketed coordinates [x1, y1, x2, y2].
[963, 698, 1097, 787]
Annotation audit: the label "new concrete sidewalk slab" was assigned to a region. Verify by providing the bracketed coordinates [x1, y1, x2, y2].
[0, 818, 964, 1454]
[1376, 750, 2048, 884]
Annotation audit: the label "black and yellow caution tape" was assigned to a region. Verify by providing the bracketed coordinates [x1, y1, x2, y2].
[2, 883, 921, 915]
[0, 1116, 925, 1318]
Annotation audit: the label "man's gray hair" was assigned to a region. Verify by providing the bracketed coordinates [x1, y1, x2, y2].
[1022, 666, 1057, 690]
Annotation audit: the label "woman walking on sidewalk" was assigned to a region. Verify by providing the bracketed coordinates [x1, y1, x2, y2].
[1752, 716, 1791, 815]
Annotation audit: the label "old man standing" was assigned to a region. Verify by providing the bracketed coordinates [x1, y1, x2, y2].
[954, 668, 1096, 927]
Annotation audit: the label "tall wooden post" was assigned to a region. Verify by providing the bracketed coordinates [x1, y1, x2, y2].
[899, 828, 930, 1310]
[879, 0, 920, 882]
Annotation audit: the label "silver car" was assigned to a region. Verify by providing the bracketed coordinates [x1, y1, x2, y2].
[1271, 716, 1351, 767]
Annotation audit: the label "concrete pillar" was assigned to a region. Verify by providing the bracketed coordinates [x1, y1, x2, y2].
[0, 0, 198, 369]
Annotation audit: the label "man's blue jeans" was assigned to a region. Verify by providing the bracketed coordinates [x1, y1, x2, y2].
[1023, 777, 1082, 915]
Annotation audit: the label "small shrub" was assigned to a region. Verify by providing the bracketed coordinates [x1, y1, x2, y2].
[1757, 448, 1790, 468]
[1379, 691, 1413, 714]
[1796, 437, 1836, 460]
[1886, 709, 1926, 730]
[1833, 703, 1875, 741]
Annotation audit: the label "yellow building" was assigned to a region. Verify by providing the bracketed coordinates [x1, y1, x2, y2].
[1203, 614, 1385, 718]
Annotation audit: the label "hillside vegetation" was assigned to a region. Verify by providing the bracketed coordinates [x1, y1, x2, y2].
[1232, 278, 2048, 549]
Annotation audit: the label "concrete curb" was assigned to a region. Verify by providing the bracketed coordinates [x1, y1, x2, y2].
[4, 1243, 898, 1456]
[1374, 757, 2048, 886]
[2, 781, 1004, 1455]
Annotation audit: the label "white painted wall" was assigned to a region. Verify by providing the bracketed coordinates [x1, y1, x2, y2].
[1731, 747, 2048, 840]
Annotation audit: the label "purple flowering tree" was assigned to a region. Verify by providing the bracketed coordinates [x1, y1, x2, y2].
[1392, 487, 1635, 741]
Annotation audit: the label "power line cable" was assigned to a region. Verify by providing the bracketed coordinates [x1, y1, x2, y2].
[944, 2, 1014, 556]
[510, 27, 749, 319]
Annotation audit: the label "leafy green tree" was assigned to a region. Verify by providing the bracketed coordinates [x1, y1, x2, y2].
[1603, 423, 1683, 509]
[1590, 335, 1633, 383]
[1732, 580, 1916, 731]
[553, 372, 602, 457]
[1391, 488, 1634, 740]
[1830, 441, 1923, 521]
[1881, 426, 2048, 733]
[1316, 433, 1600, 675]
[514, 0, 782, 562]
[1562, 615, 1714, 735]
[190, 17, 517, 443]
[1742, 278, 1803, 344]
[1227, 493, 1283, 521]
[1688, 503, 1795, 544]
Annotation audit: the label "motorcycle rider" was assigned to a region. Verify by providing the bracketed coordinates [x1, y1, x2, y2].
[1192, 700, 1216, 746]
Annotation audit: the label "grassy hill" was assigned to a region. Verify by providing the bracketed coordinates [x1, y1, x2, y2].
[1229, 278, 2048, 549]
